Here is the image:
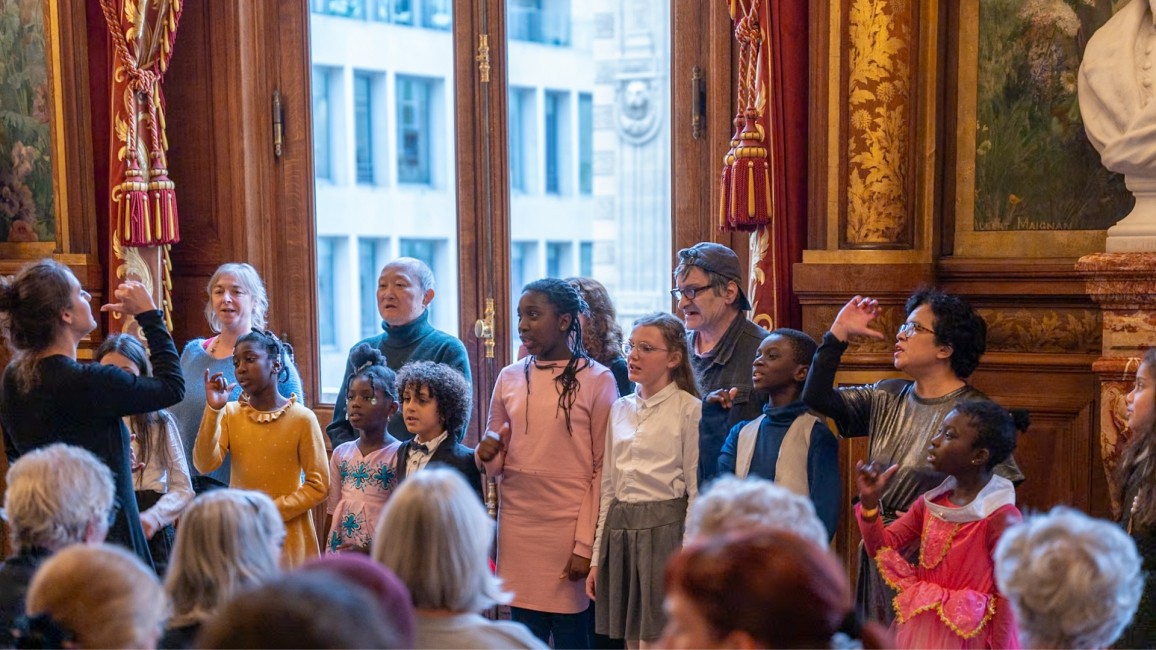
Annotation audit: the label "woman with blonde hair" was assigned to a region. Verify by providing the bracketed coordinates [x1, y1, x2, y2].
[21, 544, 166, 649]
[373, 467, 545, 649]
[169, 262, 302, 493]
[160, 489, 285, 648]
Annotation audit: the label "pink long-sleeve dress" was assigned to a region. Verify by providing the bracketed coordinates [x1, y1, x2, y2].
[857, 475, 1021, 650]
[481, 357, 618, 614]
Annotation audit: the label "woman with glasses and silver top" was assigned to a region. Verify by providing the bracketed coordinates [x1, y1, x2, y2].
[802, 287, 1022, 625]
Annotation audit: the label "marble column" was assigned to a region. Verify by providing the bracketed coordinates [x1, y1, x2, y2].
[1075, 252, 1156, 515]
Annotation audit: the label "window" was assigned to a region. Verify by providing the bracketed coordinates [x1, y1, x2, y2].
[578, 92, 592, 195]
[354, 72, 375, 184]
[507, 0, 570, 46]
[313, 0, 366, 19]
[508, 87, 530, 193]
[397, 76, 432, 184]
[422, 0, 451, 30]
[317, 237, 338, 347]
[511, 241, 539, 355]
[312, 67, 332, 181]
[546, 241, 572, 278]
[579, 241, 593, 277]
[545, 91, 568, 195]
[359, 238, 389, 338]
[375, 0, 412, 24]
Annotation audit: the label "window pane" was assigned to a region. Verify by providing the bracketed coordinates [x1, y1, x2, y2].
[354, 72, 374, 184]
[317, 237, 337, 347]
[311, 7, 458, 403]
[312, 67, 332, 180]
[508, 2, 672, 355]
[397, 76, 433, 185]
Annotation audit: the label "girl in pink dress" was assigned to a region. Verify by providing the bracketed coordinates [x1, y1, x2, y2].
[326, 343, 401, 553]
[856, 399, 1026, 649]
[478, 278, 618, 649]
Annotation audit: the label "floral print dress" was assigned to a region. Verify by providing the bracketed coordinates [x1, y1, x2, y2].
[326, 441, 401, 552]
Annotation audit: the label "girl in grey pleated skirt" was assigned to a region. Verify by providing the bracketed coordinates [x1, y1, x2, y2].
[594, 497, 688, 641]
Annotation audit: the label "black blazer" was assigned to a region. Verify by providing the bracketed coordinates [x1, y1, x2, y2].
[396, 439, 485, 504]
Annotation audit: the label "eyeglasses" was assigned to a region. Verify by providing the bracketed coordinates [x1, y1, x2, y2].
[626, 341, 669, 355]
[670, 284, 711, 301]
[897, 321, 936, 339]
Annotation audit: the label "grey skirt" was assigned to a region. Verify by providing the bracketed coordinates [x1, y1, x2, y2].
[595, 496, 688, 641]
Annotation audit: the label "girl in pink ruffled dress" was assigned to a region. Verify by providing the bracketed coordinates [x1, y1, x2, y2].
[856, 399, 1026, 649]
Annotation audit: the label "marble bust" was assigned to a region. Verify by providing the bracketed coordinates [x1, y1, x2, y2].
[1079, 0, 1156, 251]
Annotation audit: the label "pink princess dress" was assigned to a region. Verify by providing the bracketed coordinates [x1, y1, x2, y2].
[857, 475, 1022, 649]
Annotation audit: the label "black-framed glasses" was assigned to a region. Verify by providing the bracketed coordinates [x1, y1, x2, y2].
[897, 321, 936, 339]
[670, 284, 711, 301]
[625, 341, 669, 355]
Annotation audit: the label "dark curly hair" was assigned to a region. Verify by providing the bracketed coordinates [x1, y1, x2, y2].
[236, 329, 293, 385]
[395, 361, 472, 442]
[347, 342, 398, 402]
[953, 399, 1028, 471]
[906, 288, 987, 379]
[522, 278, 590, 434]
[566, 277, 624, 366]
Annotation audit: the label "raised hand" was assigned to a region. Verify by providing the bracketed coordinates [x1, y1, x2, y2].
[830, 295, 886, 343]
[203, 370, 236, 410]
[856, 459, 898, 512]
[100, 280, 157, 317]
[477, 423, 511, 462]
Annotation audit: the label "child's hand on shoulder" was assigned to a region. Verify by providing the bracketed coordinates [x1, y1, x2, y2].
[204, 370, 236, 410]
[856, 459, 898, 511]
[477, 423, 511, 462]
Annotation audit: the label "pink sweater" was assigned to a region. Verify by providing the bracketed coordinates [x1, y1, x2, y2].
[481, 358, 617, 613]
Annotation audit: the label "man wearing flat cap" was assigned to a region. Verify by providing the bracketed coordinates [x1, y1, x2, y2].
[672, 242, 768, 484]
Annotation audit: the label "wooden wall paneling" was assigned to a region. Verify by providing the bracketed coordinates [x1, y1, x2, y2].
[671, 1, 736, 262]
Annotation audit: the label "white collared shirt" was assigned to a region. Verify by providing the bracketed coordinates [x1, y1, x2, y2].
[406, 430, 449, 477]
[591, 382, 701, 566]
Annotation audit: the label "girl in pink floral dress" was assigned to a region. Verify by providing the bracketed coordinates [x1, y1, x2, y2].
[326, 343, 402, 553]
[856, 400, 1026, 649]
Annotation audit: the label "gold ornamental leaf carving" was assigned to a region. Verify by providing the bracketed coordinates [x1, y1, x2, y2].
[845, 0, 911, 246]
[979, 308, 1101, 354]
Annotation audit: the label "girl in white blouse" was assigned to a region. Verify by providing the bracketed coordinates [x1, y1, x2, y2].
[586, 312, 701, 648]
[97, 334, 194, 576]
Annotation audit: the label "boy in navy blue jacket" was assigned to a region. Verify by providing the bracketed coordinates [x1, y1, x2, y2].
[709, 328, 840, 539]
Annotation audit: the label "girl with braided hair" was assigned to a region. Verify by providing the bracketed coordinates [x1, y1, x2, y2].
[324, 342, 402, 553]
[194, 329, 328, 568]
[478, 278, 619, 648]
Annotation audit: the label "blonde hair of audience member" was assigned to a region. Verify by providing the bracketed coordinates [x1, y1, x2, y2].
[994, 506, 1143, 649]
[372, 467, 511, 612]
[25, 543, 166, 649]
[686, 475, 828, 547]
[164, 489, 285, 628]
[5, 443, 115, 550]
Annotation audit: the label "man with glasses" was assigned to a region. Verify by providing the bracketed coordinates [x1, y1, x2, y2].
[802, 288, 1022, 624]
[672, 242, 768, 484]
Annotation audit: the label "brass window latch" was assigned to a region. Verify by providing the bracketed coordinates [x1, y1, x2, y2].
[272, 89, 284, 157]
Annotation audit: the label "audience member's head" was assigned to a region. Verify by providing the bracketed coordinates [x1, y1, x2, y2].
[566, 277, 625, 366]
[22, 544, 166, 649]
[5, 443, 115, 552]
[165, 489, 285, 628]
[299, 553, 416, 647]
[373, 467, 510, 612]
[994, 506, 1143, 649]
[687, 475, 828, 546]
[662, 529, 886, 649]
[904, 287, 987, 378]
[197, 571, 402, 649]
